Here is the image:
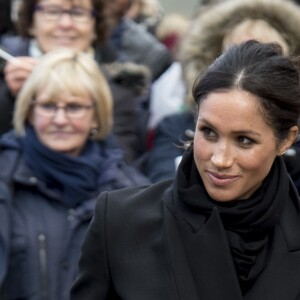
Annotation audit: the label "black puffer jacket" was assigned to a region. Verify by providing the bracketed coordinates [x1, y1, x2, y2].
[0, 131, 150, 300]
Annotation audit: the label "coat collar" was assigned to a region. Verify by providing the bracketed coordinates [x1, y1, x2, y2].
[163, 198, 243, 300]
[162, 179, 300, 299]
[278, 180, 300, 251]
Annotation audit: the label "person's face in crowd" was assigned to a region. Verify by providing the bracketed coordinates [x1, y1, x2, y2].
[30, 88, 97, 156]
[31, 0, 96, 52]
[193, 89, 296, 202]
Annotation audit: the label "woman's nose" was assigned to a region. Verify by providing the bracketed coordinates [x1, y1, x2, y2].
[57, 12, 74, 27]
[52, 107, 69, 124]
[211, 143, 234, 168]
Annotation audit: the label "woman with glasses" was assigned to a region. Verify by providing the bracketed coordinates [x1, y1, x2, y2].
[0, 48, 149, 300]
[0, 0, 151, 163]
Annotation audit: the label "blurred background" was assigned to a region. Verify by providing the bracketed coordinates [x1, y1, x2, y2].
[160, 0, 199, 16]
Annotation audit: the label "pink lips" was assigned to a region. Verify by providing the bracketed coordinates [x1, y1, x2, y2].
[207, 171, 239, 186]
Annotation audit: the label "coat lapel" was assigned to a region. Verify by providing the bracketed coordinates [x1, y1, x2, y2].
[163, 202, 243, 300]
[245, 191, 300, 300]
[163, 177, 300, 300]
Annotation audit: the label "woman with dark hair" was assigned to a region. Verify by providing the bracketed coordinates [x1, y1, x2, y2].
[188, 0, 300, 194]
[145, 0, 300, 183]
[70, 40, 300, 299]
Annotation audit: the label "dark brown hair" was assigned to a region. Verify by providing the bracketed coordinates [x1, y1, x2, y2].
[193, 40, 300, 142]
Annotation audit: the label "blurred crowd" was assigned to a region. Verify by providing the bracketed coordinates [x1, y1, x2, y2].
[1, 0, 300, 299]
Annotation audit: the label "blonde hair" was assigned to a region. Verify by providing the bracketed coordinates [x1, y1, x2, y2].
[223, 19, 290, 55]
[13, 48, 113, 140]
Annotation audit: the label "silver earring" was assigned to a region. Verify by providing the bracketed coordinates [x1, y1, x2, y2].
[280, 150, 286, 156]
[90, 128, 98, 137]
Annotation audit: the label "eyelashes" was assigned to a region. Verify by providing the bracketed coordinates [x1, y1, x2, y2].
[198, 126, 256, 147]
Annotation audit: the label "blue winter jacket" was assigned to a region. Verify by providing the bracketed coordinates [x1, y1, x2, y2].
[0, 131, 150, 300]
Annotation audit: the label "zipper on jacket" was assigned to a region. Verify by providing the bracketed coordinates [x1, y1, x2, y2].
[67, 209, 75, 223]
[38, 233, 48, 300]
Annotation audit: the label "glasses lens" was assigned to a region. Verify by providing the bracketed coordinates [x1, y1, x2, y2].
[36, 5, 93, 22]
[35, 103, 56, 117]
[44, 6, 62, 20]
[33, 102, 94, 118]
[70, 8, 90, 23]
[66, 104, 87, 118]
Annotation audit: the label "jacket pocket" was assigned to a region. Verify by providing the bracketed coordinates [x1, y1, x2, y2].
[5, 235, 33, 299]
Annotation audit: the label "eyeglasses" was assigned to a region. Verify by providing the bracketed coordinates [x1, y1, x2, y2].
[32, 101, 95, 119]
[35, 5, 95, 23]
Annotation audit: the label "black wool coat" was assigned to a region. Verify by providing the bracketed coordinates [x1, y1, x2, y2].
[71, 177, 300, 300]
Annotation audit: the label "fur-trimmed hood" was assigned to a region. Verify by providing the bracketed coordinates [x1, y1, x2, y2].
[103, 61, 152, 96]
[179, 0, 300, 106]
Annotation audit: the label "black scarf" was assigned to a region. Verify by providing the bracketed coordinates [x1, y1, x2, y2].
[20, 125, 122, 208]
[175, 148, 289, 294]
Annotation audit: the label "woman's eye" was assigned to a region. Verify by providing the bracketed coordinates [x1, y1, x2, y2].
[67, 104, 82, 112]
[237, 136, 254, 146]
[41, 103, 56, 111]
[200, 127, 217, 139]
[71, 8, 86, 17]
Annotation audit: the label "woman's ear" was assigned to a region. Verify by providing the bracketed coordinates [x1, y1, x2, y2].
[278, 125, 298, 155]
[90, 117, 99, 131]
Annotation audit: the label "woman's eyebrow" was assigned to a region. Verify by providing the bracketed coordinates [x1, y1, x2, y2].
[198, 118, 262, 137]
